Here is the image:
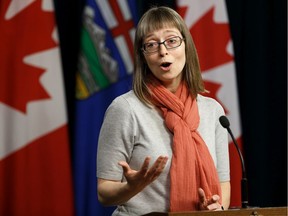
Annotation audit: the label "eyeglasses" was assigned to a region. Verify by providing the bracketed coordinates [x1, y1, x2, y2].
[142, 36, 184, 53]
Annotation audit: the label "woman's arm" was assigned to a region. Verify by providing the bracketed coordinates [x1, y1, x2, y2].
[220, 181, 231, 209]
[97, 178, 136, 206]
[97, 156, 168, 206]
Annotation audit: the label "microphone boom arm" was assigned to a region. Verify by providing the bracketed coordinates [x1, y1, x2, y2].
[219, 116, 249, 208]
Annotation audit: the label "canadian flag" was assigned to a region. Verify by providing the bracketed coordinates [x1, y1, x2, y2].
[176, 0, 243, 207]
[0, 0, 74, 215]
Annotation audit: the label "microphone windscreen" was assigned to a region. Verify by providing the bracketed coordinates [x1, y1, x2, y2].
[219, 116, 230, 128]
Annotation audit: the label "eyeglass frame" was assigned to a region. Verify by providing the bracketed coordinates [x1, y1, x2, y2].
[141, 36, 185, 53]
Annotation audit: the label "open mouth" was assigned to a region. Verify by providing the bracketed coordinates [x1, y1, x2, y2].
[160, 62, 172, 70]
[161, 62, 171, 67]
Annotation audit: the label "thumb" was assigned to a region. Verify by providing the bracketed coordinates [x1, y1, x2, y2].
[118, 161, 130, 173]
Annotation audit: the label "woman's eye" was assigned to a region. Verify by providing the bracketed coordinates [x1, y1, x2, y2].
[147, 43, 155, 48]
[167, 38, 176, 44]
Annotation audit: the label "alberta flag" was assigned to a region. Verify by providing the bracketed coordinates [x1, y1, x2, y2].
[176, 0, 243, 207]
[74, 0, 138, 215]
[0, 0, 74, 215]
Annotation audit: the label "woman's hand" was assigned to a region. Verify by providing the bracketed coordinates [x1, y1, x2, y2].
[119, 155, 169, 192]
[97, 155, 168, 206]
[198, 188, 223, 211]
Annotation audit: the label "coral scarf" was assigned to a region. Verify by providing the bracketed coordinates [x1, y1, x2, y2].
[148, 79, 221, 212]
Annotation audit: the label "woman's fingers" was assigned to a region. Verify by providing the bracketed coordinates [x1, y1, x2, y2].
[139, 157, 151, 175]
[204, 194, 220, 206]
[136, 156, 169, 182]
[119, 156, 168, 186]
[149, 156, 168, 181]
[198, 188, 206, 204]
[146, 156, 168, 179]
[207, 202, 221, 211]
[198, 188, 222, 211]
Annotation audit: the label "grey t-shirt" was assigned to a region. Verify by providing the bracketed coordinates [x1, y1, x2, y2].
[97, 90, 230, 215]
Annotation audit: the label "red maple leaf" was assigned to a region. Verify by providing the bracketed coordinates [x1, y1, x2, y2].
[190, 7, 233, 71]
[178, 6, 233, 110]
[0, 0, 57, 113]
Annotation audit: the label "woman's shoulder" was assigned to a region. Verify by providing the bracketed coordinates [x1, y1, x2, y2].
[111, 90, 141, 107]
[108, 90, 133, 109]
[197, 94, 225, 113]
[197, 94, 221, 106]
[108, 90, 148, 113]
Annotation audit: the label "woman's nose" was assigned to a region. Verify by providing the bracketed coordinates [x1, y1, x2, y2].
[159, 43, 168, 56]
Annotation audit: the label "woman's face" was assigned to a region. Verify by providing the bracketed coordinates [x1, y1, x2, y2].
[143, 27, 186, 92]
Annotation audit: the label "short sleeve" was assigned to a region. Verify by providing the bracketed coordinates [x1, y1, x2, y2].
[214, 102, 230, 182]
[96, 96, 136, 181]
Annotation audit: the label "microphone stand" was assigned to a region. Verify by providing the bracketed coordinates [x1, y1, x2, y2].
[226, 127, 249, 208]
[219, 115, 249, 208]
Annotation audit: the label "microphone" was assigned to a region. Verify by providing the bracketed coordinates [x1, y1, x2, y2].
[219, 115, 249, 208]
